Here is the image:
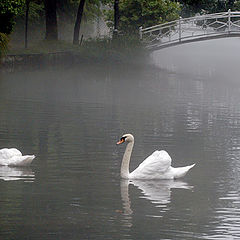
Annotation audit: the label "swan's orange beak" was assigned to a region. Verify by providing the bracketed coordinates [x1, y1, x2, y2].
[116, 139, 124, 145]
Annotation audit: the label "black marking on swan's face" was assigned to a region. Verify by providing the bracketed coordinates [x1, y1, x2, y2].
[117, 134, 134, 145]
[117, 136, 127, 145]
[121, 136, 127, 142]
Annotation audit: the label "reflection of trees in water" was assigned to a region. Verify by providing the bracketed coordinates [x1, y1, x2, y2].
[1, 64, 240, 238]
[0, 66, 239, 172]
[1, 67, 237, 181]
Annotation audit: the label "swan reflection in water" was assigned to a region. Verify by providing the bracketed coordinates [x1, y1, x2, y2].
[0, 166, 35, 181]
[121, 179, 193, 219]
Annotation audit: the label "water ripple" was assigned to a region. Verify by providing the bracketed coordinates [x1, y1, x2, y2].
[0, 166, 35, 182]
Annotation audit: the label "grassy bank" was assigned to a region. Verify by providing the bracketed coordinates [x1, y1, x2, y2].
[7, 36, 149, 64]
[1, 37, 151, 73]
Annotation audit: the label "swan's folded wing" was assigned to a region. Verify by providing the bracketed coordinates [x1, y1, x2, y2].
[130, 150, 172, 179]
[0, 148, 22, 159]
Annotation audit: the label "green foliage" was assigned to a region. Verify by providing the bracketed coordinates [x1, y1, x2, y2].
[179, 1, 211, 16]
[0, 0, 24, 15]
[0, 0, 24, 58]
[81, 35, 147, 63]
[104, 0, 180, 34]
[179, 0, 240, 16]
[84, 0, 101, 21]
[233, 0, 240, 10]
[0, 32, 9, 58]
[57, 0, 101, 23]
[14, 0, 44, 27]
[26, 1, 44, 21]
[0, 0, 24, 34]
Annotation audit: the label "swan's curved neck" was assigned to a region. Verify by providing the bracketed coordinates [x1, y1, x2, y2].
[121, 140, 134, 179]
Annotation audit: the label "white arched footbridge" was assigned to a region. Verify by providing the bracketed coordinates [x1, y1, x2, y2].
[140, 10, 240, 51]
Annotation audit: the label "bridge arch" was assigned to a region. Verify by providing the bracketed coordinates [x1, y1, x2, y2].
[140, 10, 240, 51]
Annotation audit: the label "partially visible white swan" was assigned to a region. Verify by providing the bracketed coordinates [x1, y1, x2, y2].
[117, 134, 195, 179]
[0, 148, 35, 166]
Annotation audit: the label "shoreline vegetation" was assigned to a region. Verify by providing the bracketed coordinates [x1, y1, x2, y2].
[0, 37, 152, 73]
[0, 0, 182, 73]
[2, 1, 240, 73]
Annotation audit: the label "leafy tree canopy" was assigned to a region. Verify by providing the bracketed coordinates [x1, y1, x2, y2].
[179, 0, 240, 16]
[0, 0, 24, 34]
[233, 0, 240, 10]
[0, 0, 24, 15]
[105, 0, 181, 34]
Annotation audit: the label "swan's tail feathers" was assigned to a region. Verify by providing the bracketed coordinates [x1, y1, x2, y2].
[20, 155, 35, 166]
[173, 163, 195, 179]
[9, 155, 35, 167]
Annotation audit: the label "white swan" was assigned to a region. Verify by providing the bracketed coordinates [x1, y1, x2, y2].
[117, 134, 195, 179]
[0, 148, 35, 166]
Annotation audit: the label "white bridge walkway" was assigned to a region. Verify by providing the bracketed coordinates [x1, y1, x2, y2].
[140, 10, 240, 51]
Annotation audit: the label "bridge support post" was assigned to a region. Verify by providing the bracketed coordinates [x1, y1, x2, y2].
[228, 9, 231, 33]
[179, 17, 182, 42]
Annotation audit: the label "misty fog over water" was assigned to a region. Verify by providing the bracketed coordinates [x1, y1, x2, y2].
[153, 38, 240, 82]
[1, 38, 240, 239]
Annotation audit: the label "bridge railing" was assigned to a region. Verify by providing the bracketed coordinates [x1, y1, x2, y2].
[140, 10, 240, 50]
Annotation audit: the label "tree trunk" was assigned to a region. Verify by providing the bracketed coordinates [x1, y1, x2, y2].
[114, 0, 119, 31]
[44, 0, 58, 40]
[25, 0, 30, 48]
[113, 0, 119, 39]
[73, 0, 86, 45]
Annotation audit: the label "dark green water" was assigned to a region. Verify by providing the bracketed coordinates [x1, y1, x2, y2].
[1, 39, 240, 239]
